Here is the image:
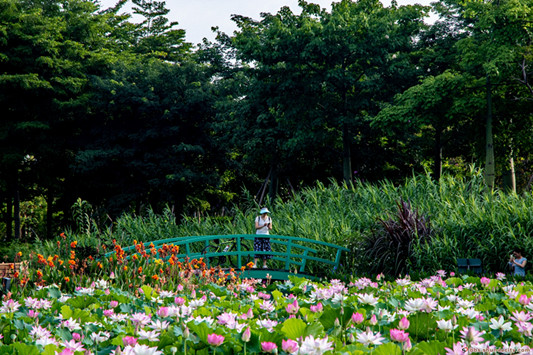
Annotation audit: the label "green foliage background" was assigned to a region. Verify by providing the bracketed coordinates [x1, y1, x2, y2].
[37, 170, 533, 276]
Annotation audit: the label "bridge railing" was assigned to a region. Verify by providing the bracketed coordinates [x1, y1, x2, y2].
[106, 234, 349, 279]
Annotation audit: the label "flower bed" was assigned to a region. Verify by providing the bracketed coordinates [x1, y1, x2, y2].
[1, 269, 533, 354]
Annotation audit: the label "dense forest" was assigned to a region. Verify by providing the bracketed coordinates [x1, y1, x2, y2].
[1, 0, 532, 242]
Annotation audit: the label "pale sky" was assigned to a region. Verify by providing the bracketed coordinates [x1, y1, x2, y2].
[99, 0, 433, 46]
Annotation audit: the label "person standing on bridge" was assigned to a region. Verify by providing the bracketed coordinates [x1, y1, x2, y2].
[254, 207, 272, 268]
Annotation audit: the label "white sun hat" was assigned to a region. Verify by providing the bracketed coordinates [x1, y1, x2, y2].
[260, 207, 271, 214]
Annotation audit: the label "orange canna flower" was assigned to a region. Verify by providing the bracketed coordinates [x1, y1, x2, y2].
[132, 254, 138, 260]
[123, 266, 128, 271]
[9, 264, 14, 270]
[64, 277, 70, 283]
[70, 241, 77, 248]
[60, 232, 66, 238]
[159, 268, 163, 274]
[247, 262, 255, 269]
[68, 260, 76, 266]
[48, 261, 55, 268]
[13, 272, 19, 278]
[151, 275, 158, 281]
[137, 267, 142, 274]
[97, 262, 103, 269]
[36, 270, 43, 278]
[58, 260, 64, 266]
[17, 252, 22, 257]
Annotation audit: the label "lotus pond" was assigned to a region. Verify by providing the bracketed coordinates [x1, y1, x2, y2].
[1, 268, 533, 355]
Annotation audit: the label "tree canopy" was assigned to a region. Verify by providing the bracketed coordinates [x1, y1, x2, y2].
[1, 0, 532, 240]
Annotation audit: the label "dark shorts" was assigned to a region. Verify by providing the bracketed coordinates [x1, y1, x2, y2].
[254, 237, 272, 259]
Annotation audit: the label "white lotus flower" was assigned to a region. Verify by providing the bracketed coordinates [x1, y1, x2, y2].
[456, 299, 474, 308]
[436, 319, 457, 332]
[120, 344, 163, 355]
[331, 292, 347, 304]
[404, 298, 426, 312]
[299, 335, 334, 355]
[358, 293, 379, 306]
[355, 329, 385, 346]
[138, 329, 160, 342]
[148, 319, 170, 331]
[90, 331, 111, 344]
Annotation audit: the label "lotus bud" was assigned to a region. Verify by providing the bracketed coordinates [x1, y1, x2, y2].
[242, 327, 251, 342]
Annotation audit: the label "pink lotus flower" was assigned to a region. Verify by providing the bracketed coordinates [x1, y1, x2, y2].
[123, 336, 138, 346]
[72, 333, 82, 341]
[240, 308, 254, 320]
[258, 292, 271, 300]
[459, 326, 485, 343]
[480, 277, 490, 286]
[109, 300, 119, 308]
[369, 314, 378, 325]
[286, 300, 299, 314]
[390, 329, 410, 343]
[517, 321, 533, 336]
[207, 333, 224, 347]
[261, 341, 277, 353]
[351, 312, 364, 324]
[496, 272, 506, 280]
[310, 302, 323, 313]
[175, 297, 185, 306]
[157, 307, 169, 317]
[519, 295, 531, 306]
[282, 339, 299, 354]
[56, 349, 74, 355]
[62, 339, 85, 352]
[398, 317, 410, 330]
[445, 341, 468, 354]
[177, 284, 184, 291]
[28, 310, 39, 319]
[403, 338, 412, 351]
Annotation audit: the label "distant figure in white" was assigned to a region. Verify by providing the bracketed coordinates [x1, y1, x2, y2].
[254, 207, 272, 268]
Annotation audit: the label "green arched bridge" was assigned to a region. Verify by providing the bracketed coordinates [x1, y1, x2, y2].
[107, 234, 349, 280]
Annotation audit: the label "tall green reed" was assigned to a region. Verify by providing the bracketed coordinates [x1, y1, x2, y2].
[36, 168, 533, 276]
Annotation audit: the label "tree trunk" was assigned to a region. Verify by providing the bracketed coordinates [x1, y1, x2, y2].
[503, 155, 516, 193]
[5, 187, 12, 241]
[268, 160, 279, 201]
[484, 76, 495, 192]
[46, 188, 54, 239]
[342, 122, 352, 184]
[434, 129, 443, 180]
[13, 169, 21, 240]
